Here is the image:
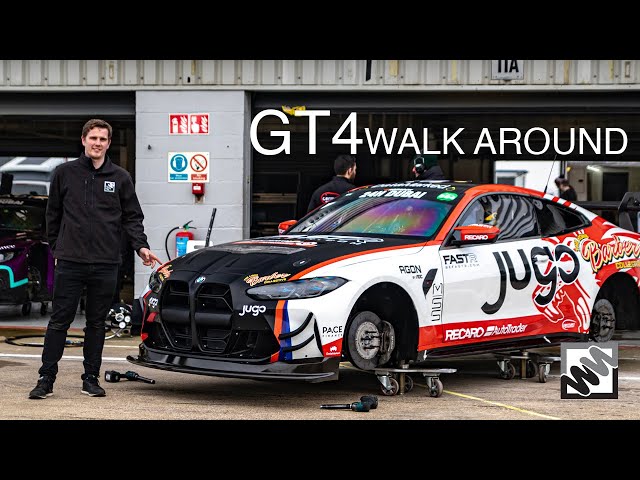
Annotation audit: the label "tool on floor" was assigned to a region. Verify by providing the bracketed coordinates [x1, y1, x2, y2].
[105, 370, 156, 384]
[320, 401, 371, 412]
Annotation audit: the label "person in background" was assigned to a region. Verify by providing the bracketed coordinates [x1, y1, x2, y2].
[412, 154, 446, 180]
[554, 176, 565, 196]
[28, 118, 160, 400]
[307, 154, 357, 213]
[559, 178, 578, 201]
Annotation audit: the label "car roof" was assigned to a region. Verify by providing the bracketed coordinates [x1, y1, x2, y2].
[0, 157, 70, 172]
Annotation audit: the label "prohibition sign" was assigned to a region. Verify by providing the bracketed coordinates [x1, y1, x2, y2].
[190, 154, 208, 172]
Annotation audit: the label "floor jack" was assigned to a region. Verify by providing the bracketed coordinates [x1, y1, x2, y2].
[494, 350, 561, 383]
[374, 363, 457, 397]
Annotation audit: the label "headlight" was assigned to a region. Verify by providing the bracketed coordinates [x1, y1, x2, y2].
[246, 276, 348, 300]
[148, 262, 173, 293]
[0, 251, 16, 262]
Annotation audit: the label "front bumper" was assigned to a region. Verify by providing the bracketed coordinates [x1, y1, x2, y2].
[127, 343, 341, 383]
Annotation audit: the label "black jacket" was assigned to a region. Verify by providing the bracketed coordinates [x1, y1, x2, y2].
[46, 153, 150, 264]
[559, 187, 577, 201]
[307, 176, 355, 213]
[417, 165, 446, 180]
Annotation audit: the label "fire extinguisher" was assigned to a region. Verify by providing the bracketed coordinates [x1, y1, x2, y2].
[164, 220, 195, 260]
[175, 223, 194, 258]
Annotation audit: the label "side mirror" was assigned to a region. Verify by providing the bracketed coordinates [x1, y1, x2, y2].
[278, 220, 297, 235]
[453, 224, 499, 245]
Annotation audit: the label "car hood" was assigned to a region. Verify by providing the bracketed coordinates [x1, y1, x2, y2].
[169, 234, 426, 279]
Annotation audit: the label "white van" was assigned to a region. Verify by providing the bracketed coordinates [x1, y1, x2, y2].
[0, 157, 70, 195]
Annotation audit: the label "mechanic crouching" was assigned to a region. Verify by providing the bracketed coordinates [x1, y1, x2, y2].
[28, 118, 160, 400]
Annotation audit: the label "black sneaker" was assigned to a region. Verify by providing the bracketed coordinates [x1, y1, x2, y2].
[29, 376, 54, 399]
[81, 374, 106, 397]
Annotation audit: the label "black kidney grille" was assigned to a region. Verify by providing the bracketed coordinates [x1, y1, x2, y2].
[163, 324, 193, 350]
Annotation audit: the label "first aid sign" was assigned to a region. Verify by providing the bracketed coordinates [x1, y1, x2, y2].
[168, 152, 210, 182]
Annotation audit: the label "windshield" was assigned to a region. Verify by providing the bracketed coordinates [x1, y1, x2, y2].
[0, 205, 45, 231]
[289, 187, 458, 238]
[12, 183, 48, 195]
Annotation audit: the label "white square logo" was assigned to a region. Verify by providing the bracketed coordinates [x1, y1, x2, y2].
[104, 181, 115, 193]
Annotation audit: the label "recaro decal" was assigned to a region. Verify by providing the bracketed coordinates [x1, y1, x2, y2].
[482, 244, 580, 315]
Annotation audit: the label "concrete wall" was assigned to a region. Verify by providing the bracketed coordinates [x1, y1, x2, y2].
[2, 60, 640, 91]
[134, 90, 250, 296]
[495, 160, 561, 194]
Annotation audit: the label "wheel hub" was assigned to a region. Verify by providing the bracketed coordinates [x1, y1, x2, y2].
[354, 320, 381, 360]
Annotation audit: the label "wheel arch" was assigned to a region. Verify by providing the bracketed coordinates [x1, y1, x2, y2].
[345, 281, 419, 363]
[595, 272, 640, 331]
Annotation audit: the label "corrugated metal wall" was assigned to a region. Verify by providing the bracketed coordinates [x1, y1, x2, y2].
[1, 60, 640, 89]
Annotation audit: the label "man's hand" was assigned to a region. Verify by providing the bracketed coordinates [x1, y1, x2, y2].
[137, 247, 161, 268]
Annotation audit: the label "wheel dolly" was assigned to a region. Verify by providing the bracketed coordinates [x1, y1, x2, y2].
[374, 363, 457, 397]
[494, 350, 561, 383]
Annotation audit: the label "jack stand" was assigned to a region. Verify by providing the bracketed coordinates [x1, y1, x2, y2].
[494, 350, 560, 383]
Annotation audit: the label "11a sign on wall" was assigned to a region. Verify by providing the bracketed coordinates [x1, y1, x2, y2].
[168, 152, 210, 182]
[169, 114, 210, 134]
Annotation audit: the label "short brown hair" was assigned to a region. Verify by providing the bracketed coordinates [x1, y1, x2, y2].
[82, 118, 112, 140]
[334, 154, 356, 175]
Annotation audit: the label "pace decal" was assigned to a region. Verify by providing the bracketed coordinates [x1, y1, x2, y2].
[482, 244, 580, 315]
[322, 325, 343, 338]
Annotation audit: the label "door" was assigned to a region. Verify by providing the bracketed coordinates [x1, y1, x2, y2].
[439, 194, 541, 347]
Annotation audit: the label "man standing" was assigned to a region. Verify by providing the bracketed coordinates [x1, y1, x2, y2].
[29, 118, 160, 399]
[307, 154, 357, 213]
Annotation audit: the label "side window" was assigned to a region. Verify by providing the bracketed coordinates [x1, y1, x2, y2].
[457, 194, 538, 241]
[533, 199, 590, 237]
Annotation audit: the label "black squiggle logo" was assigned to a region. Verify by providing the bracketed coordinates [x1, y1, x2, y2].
[561, 344, 618, 399]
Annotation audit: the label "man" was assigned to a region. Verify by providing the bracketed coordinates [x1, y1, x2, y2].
[29, 118, 160, 399]
[412, 154, 446, 180]
[307, 154, 357, 213]
[559, 178, 578, 201]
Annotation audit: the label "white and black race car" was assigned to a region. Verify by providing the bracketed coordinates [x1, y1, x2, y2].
[128, 181, 640, 383]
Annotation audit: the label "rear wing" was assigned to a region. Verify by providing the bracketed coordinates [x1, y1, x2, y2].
[576, 192, 640, 231]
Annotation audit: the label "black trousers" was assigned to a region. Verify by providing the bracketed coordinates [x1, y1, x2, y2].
[39, 260, 119, 379]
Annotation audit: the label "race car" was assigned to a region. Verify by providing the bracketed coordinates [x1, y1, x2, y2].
[0, 195, 54, 315]
[128, 181, 640, 383]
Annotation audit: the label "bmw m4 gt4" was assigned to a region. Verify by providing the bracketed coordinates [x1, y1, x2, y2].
[128, 181, 640, 382]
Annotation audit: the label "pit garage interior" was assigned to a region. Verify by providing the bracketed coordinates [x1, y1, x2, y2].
[251, 91, 640, 236]
[0, 92, 137, 303]
[2, 91, 640, 303]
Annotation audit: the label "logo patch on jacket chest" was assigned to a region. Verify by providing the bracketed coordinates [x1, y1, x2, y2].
[104, 181, 115, 192]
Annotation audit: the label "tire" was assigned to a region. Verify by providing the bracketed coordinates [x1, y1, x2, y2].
[590, 298, 616, 342]
[346, 311, 386, 371]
